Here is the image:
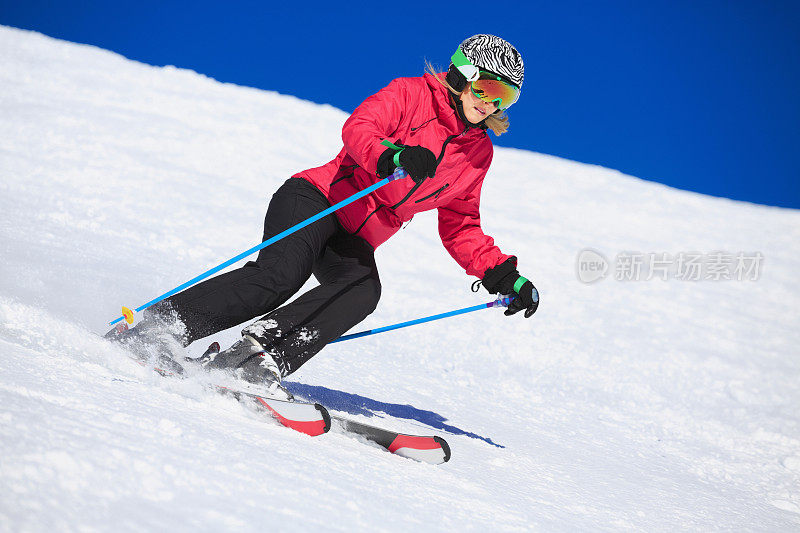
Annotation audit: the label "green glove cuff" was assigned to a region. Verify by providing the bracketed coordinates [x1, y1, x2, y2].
[380, 139, 405, 168]
[381, 139, 406, 167]
[513, 276, 529, 294]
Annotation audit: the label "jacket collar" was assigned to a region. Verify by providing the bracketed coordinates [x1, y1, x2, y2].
[423, 73, 488, 133]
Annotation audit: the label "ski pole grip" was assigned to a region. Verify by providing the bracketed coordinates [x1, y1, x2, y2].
[388, 168, 407, 181]
[491, 295, 513, 308]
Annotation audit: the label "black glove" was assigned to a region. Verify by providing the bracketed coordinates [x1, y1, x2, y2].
[504, 280, 539, 318]
[377, 142, 437, 184]
[399, 146, 437, 183]
[481, 258, 540, 318]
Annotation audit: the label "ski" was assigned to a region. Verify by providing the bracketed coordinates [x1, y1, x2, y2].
[106, 324, 329, 436]
[331, 416, 451, 464]
[215, 386, 330, 437]
[107, 326, 451, 462]
[194, 338, 453, 462]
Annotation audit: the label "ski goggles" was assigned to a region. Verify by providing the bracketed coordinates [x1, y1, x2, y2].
[470, 73, 520, 111]
[451, 47, 520, 110]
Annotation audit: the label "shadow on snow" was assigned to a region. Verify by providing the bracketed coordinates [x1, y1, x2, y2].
[286, 381, 504, 448]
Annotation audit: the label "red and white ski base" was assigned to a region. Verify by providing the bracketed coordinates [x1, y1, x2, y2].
[332, 416, 451, 464]
[218, 386, 450, 462]
[216, 387, 331, 437]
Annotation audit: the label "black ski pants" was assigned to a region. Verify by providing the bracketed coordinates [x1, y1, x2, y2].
[152, 178, 381, 376]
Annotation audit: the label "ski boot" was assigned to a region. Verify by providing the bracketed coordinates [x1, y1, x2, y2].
[199, 335, 292, 400]
[105, 320, 187, 376]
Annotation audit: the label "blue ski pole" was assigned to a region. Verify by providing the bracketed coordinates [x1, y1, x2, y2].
[110, 168, 408, 326]
[330, 295, 513, 344]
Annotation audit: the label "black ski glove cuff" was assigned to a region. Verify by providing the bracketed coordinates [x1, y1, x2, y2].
[377, 142, 404, 178]
[481, 257, 519, 294]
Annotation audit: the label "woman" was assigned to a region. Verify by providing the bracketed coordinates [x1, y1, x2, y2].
[128, 34, 539, 394]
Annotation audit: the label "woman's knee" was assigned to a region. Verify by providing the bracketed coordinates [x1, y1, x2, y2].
[358, 276, 382, 314]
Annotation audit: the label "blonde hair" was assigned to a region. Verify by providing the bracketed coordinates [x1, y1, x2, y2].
[424, 60, 510, 136]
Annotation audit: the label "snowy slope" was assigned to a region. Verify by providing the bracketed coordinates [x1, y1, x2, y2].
[1, 25, 799, 531]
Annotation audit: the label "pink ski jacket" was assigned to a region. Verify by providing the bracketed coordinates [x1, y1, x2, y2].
[295, 72, 513, 278]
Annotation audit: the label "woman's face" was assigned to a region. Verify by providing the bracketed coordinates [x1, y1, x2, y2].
[459, 83, 498, 124]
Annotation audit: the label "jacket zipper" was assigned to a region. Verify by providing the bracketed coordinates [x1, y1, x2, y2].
[415, 183, 449, 203]
[353, 128, 466, 236]
[390, 127, 467, 210]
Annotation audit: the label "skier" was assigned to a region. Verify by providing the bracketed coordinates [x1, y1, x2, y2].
[114, 34, 539, 395]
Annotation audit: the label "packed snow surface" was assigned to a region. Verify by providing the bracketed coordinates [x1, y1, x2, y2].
[1, 26, 799, 531]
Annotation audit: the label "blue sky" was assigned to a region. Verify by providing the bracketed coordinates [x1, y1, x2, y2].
[2, 1, 798, 208]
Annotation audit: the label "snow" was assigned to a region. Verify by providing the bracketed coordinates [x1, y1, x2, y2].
[1, 25, 799, 531]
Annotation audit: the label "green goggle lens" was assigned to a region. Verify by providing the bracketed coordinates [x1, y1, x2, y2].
[470, 74, 520, 111]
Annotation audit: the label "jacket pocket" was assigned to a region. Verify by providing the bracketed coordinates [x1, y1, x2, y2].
[330, 172, 354, 186]
[414, 183, 449, 203]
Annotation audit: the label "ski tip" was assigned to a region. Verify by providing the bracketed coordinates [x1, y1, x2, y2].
[256, 396, 331, 437]
[435, 436, 451, 463]
[315, 403, 332, 434]
[388, 434, 452, 464]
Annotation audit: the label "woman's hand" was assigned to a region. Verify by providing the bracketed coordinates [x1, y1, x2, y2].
[503, 278, 539, 318]
[378, 142, 437, 183]
[398, 146, 437, 183]
[481, 258, 540, 318]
